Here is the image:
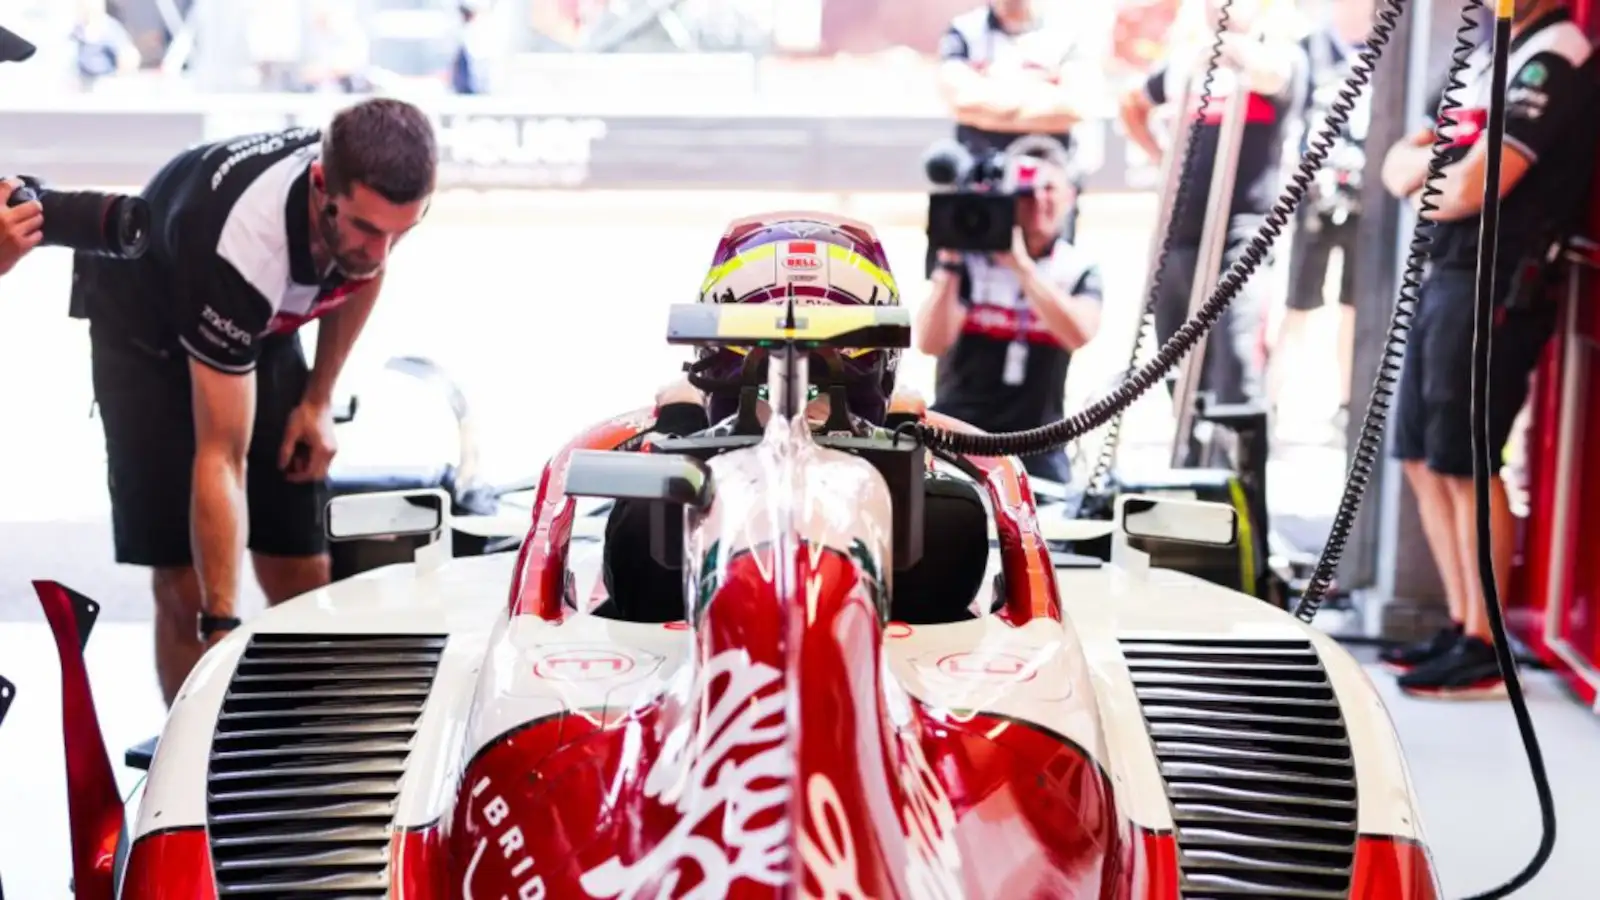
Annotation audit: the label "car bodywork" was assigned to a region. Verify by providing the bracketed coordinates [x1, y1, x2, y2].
[32, 304, 1441, 900]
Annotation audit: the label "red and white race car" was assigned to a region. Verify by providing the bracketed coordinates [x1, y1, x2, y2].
[28, 295, 1439, 900]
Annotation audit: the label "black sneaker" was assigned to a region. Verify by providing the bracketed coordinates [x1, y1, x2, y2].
[1397, 635, 1508, 700]
[1379, 624, 1462, 674]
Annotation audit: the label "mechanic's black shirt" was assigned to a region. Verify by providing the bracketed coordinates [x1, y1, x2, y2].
[91, 127, 371, 373]
[1425, 8, 1598, 273]
[939, 5, 1081, 158]
[1143, 41, 1309, 245]
[932, 238, 1103, 434]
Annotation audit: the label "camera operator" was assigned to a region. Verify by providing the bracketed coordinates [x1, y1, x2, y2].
[916, 148, 1103, 484]
[938, 0, 1094, 241]
[0, 178, 42, 276]
[1379, 0, 1597, 698]
[1118, 0, 1308, 413]
[75, 99, 437, 706]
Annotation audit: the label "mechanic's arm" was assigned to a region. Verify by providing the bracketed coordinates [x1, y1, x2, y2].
[1382, 125, 1440, 198]
[1427, 54, 1581, 222]
[179, 254, 272, 634]
[1219, 33, 1298, 98]
[190, 364, 256, 628]
[1119, 70, 1167, 163]
[914, 252, 969, 358]
[936, 29, 1015, 127]
[304, 274, 382, 407]
[1018, 258, 1101, 351]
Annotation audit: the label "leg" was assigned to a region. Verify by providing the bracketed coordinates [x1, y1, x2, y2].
[1379, 279, 1468, 672]
[1272, 215, 1333, 407]
[89, 321, 203, 706]
[247, 334, 332, 606]
[1334, 219, 1361, 409]
[1396, 273, 1551, 698]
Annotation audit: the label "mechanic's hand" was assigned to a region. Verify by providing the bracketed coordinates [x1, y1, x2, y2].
[655, 376, 704, 408]
[992, 227, 1035, 274]
[279, 400, 338, 483]
[888, 384, 927, 418]
[0, 178, 43, 277]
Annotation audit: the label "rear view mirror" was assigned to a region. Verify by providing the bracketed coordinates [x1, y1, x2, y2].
[564, 450, 714, 509]
[326, 489, 447, 542]
[1118, 495, 1238, 548]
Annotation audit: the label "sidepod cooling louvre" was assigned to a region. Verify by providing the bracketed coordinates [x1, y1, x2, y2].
[205, 632, 446, 896]
[1120, 637, 1359, 899]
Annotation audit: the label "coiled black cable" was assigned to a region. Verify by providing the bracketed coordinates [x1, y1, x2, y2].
[1074, 4, 1238, 512]
[1291, 0, 1483, 624]
[908, 0, 1404, 461]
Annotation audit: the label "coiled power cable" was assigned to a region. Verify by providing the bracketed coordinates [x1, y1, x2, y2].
[900, 0, 1557, 894]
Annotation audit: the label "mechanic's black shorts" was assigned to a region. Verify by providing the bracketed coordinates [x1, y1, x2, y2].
[1391, 266, 1556, 478]
[1287, 213, 1359, 311]
[90, 322, 329, 567]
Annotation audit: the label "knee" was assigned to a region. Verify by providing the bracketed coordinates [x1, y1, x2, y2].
[253, 553, 331, 604]
[151, 567, 201, 624]
[1402, 460, 1434, 487]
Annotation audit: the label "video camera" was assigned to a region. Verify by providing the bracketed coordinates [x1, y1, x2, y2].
[923, 139, 1026, 253]
[5, 176, 151, 259]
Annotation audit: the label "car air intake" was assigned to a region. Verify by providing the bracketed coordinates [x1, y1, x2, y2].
[206, 633, 446, 896]
[1120, 637, 1358, 899]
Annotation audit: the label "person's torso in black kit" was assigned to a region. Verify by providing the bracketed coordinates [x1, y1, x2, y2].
[933, 243, 1095, 434]
[1427, 11, 1598, 276]
[1151, 50, 1307, 246]
[79, 127, 359, 350]
[944, 6, 1077, 158]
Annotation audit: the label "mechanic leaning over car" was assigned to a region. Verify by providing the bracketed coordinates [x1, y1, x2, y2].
[1377, 0, 1598, 700]
[0, 26, 41, 278]
[937, 0, 1094, 244]
[914, 145, 1104, 485]
[72, 99, 438, 705]
[1118, 0, 1308, 420]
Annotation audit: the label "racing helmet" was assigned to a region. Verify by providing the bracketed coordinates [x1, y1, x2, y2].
[694, 211, 902, 425]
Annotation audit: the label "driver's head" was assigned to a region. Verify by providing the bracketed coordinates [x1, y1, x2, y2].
[311, 98, 437, 281]
[695, 212, 902, 427]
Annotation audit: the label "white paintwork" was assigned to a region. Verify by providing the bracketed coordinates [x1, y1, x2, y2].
[132, 552, 517, 838]
[1059, 562, 1429, 842]
[131, 478, 1426, 862]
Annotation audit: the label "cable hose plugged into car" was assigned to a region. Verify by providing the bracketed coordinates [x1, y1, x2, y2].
[903, 0, 1559, 895]
[1455, 5, 1558, 898]
[1072, 4, 1239, 512]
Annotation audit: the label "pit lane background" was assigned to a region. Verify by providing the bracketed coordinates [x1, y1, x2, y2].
[23, 83, 1596, 896]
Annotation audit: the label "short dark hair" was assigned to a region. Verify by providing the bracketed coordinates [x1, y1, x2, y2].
[322, 98, 438, 204]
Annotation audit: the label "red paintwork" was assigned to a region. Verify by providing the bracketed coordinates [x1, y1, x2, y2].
[391, 823, 449, 899]
[511, 407, 655, 620]
[32, 580, 123, 900]
[456, 545, 1123, 897]
[924, 410, 1062, 625]
[120, 828, 217, 899]
[1350, 835, 1442, 899]
[1508, 0, 1600, 708]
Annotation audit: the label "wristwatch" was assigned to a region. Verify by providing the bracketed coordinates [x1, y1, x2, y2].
[198, 613, 242, 640]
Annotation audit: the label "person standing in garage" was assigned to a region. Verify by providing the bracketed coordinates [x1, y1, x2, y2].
[76, 99, 438, 705]
[1380, 0, 1597, 698]
[937, 0, 1096, 242]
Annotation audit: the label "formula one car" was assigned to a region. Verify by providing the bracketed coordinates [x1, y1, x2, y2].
[30, 299, 1439, 899]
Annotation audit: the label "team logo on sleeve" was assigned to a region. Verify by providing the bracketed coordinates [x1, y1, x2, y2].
[1517, 61, 1548, 87]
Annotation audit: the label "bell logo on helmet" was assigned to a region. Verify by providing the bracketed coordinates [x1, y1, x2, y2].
[783, 254, 822, 271]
